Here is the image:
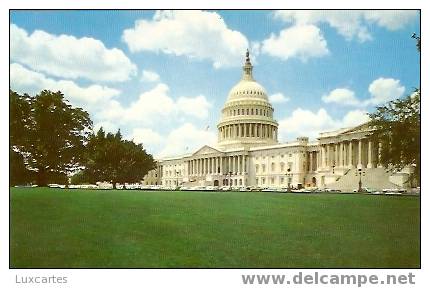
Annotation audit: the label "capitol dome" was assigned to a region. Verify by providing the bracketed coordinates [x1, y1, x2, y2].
[217, 50, 278, 149]
[227, 79, 268, 101]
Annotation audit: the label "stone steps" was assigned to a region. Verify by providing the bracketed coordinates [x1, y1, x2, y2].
[326, 168, 400, 192]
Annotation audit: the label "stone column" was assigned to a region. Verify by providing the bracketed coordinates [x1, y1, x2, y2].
[333, 144, 336, 166]
[358, 139, 363, 169]
[310, 152, 313, 172]
[348, 141, 353, 168]
[238, 124, 242, 138]
[228, 156, 231, 173]
[334, 144, 338, 166]
[242, 155, 246, 174]
[220, 157, 223, 174]
[214, 157, 217, 174]
[233, 156, 237, 173]
[322, 145, 326, 168]
[377, 141, 383, 168]
[367, 140, 374, 168]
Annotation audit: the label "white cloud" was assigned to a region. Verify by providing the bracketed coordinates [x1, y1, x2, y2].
[130, 128, 163, 148]
[278, 108, 370, 141]
[157, 123, 217, 158]
[11, 24, 137, 82]
[367, 77, 405, 105]
[274, 10, 417, 42]
[261, 24, 329, 61]
[176, 95, 212, 119]
[269, 92, 290, 103]
[342, 110, 371, 127]
[93, 121, 119, 134]
[96, 83, 212, 127]
[10, 63, 120, 109]
[322, 88, 360, 106]
[141, 70, 160, 82]
[122, 10, 249, 68]
[363, 10, 418, 31]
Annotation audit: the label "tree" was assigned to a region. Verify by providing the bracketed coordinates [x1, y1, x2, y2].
[83, 128, 156, 188]
[70, 171, 92, 185]
[368, 34, 420, 185]
[10, 90, 32, 149]
[9, 90, 93, 186]
[368, 90, 420, 183]
[10, 90, 34, 185]
[10, 148, 34, 186]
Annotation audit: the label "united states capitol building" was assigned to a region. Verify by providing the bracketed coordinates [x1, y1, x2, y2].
[146, 52, 411, 191]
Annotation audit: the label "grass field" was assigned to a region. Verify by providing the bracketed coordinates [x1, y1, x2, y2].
[10, 188, 420, 268]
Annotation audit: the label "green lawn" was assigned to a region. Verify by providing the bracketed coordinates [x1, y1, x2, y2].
[10, 188, 420, 268]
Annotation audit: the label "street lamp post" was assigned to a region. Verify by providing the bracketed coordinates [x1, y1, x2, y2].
[355, 168, 366, 193]
[176, 171, 181, 190]
[224, 171, 233, 190]
[285, 168, 292, 192]
[228, 171, 233, 189]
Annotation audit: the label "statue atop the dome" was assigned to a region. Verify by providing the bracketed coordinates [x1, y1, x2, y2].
[245, 49, 251, 64]
[243, 49, 253, 80]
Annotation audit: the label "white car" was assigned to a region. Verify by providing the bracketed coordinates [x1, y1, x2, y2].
[262, 187, 277, 192]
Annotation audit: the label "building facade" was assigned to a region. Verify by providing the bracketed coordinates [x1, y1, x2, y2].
[152, 51, 410, 191]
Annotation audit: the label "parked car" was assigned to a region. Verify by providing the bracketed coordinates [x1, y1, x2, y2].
[261, 187, 277, 192]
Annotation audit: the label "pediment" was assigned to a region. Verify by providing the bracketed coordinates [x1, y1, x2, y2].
[192, 145, 222, 156]
[339, 122, 373, 135]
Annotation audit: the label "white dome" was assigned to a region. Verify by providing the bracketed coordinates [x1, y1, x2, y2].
[217, 50, 278, 150]
[227, 79, 268, 102]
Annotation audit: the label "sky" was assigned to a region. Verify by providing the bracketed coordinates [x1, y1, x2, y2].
[9, 10, 420, 158]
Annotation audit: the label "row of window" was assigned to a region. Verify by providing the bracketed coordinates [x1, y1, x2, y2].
[255, 162, 293, 173]
[225, 107, 272, 117]
[233, 90, 264, 96]
[255, 154, 293, 160]
[163, 170, 184, 177]
[255, 177, 292, 185]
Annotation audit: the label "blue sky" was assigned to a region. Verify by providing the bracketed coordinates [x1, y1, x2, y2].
[10, 10, 420, 158]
